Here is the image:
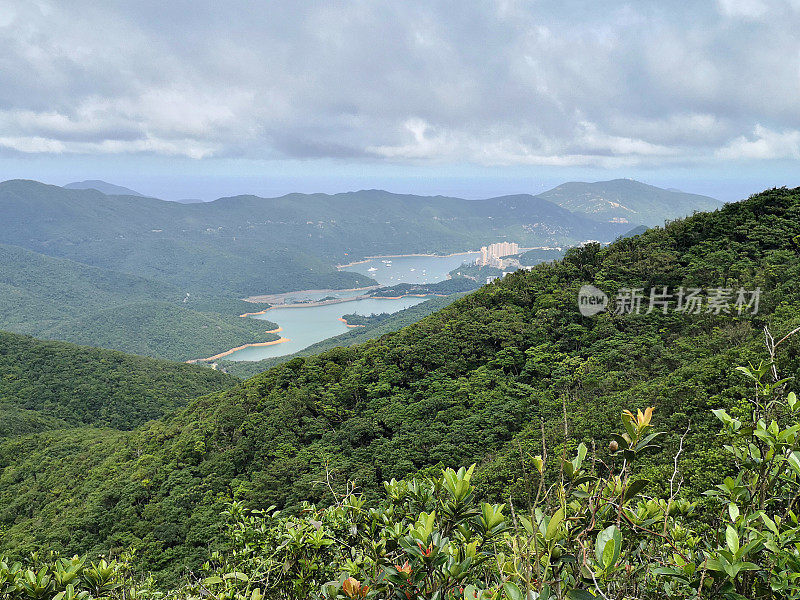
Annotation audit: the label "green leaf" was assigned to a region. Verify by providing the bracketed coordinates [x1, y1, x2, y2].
[595, 525, 621, 569]
[788, 451, 800, 477]
[760, 512, 779, 535]
[623, 479, 650, 502]
[545, 507, 565, 541]
[728, 503, 739, 523]
[203, 576, 224, 585]
[503, 581, 523, 600]
[712, 408, 732, 424]
[726, 525, 739, 554]
[464, 585, 480, 600]
[566, 590, 596, 600]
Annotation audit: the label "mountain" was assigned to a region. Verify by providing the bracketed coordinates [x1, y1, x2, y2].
[0, 186, 797, 581]
[0, 330, 238, 433]
[64, 179, 146, 196]
[0, 242, 180, 332]
[0, 180, 627, 297]
[536, 178, 721, 226]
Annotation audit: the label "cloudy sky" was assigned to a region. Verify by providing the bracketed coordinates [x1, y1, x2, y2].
[1, 0, 799, 200]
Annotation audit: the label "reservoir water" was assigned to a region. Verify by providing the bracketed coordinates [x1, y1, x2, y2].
[225, 296, 430, 361]
[224, 252, 478, 361]
[339, 253, 479, 285]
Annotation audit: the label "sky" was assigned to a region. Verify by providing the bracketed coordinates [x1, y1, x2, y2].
[1, 0, 799, 201]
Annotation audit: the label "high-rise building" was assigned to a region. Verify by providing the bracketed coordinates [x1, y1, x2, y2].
[476, 242, 520, 266]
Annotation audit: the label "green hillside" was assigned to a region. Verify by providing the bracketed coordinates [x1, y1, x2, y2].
[0, 180, 631, 297]
[538, 178, 721, 226]
[0, 243, 283, 361]
[37, 301, 281, 362]
[0, 330, 239, 431]
[0, 187, 798, 588]
[0, 242, 180, 332]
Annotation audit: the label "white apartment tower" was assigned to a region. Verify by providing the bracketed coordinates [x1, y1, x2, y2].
[476, 242, 520, 267]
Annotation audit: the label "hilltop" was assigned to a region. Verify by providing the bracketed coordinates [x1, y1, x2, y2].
[64, 180, 146, 197]
[537, 178, 721, 226]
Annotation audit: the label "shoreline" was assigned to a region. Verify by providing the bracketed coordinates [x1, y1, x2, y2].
[241, 295, 371, 315]
[186, 336, 291, 363]
[370, 293, 448, 300]
[243, 285, 379, 306]
[338, 317, 365, 328]
[242, 291, 444, 315]
[336, 250, 479, 269]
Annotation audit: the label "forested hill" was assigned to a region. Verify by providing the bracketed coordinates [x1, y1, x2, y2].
[0, 179, 628, 296]
[0, 330, 238, 431]
[0, 187, 798, 583]
[0, 242, 282, 361]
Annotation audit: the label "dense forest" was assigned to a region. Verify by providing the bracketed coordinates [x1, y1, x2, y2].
[1, 187, 798, 598]
[0, 331, 238, 432]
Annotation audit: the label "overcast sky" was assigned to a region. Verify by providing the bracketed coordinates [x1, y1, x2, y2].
[1, 0, 799, 200]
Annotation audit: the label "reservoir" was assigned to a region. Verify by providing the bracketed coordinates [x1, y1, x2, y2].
[224, 296, 430, 361]
[339, 252, 479, 285]
[224, 252, 478, 361]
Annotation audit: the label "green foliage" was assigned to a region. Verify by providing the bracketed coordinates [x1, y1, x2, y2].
[447, 263, 504, 281]
[339, 313, 393, 327]
[517, 248, 567, 266]
[0, 330, 238, 430]
[0, 186, 799, 588]
[39, 301, 280, 362]
[0, 553, 156, 600]
[169, 378, 800, 599]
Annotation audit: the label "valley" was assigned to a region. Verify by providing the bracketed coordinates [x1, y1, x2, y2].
[0, 186, 797, 596]
[0, 178, 669, 363]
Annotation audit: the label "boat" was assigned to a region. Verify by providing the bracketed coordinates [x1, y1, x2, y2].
[368, 267, 378, 272]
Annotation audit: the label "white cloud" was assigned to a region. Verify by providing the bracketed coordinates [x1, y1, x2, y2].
[717, 125, 800, 159]
[0, 1, 798, 168]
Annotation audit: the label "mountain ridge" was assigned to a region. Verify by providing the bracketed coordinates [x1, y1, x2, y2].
[536, 178, 721, 226]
